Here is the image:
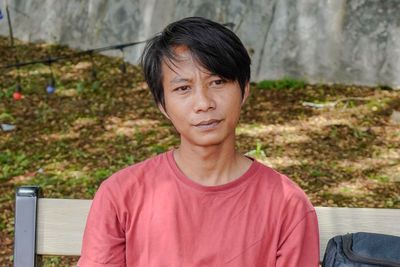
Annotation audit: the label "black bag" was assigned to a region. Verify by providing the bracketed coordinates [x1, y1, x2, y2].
[322, 232, 400, 267]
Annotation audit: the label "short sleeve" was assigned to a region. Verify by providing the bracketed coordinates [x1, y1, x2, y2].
[276, 210, 320, 267]
[77, 182, 126, 267]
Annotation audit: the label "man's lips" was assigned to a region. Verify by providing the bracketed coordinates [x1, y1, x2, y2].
[193, 119, 222, 130]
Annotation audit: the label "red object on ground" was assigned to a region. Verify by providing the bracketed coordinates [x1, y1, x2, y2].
[13, 92, 22, 100]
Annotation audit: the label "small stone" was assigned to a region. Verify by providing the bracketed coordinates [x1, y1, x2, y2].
[390, 110, 400, 125]
[1, 124, 16, 131]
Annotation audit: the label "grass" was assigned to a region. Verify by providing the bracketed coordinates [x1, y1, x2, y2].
[0, 150, 31, 182]
[0, 36, 400, 265]
[255, 77, 307, 90]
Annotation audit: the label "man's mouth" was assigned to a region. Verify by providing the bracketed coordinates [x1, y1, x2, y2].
[194, 119, 222, 130]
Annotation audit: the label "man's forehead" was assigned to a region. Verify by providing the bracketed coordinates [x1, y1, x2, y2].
[162, 64, 215, 84]
[161, 48, 214, 79]
[171, 45, 191, 58]
[163, 45, 197, 67]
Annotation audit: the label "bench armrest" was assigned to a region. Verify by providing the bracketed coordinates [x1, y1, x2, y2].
[13, 186, 40, 267]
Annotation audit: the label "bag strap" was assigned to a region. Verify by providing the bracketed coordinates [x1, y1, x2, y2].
[342, 233, 400, 267]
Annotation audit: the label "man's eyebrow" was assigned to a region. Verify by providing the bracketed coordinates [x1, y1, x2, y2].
[170, 77, 190, 84]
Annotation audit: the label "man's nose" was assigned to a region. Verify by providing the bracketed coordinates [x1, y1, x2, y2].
[193, 86, 216, 113]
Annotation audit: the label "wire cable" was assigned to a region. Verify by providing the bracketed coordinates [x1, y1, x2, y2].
[1, 40, 147, 69]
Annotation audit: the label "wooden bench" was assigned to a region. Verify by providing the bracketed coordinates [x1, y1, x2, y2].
[13, 186, 400, 266]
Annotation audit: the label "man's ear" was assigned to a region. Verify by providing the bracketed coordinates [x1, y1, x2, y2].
[158, 102, 170, 120]
[241, 82, 250, 105]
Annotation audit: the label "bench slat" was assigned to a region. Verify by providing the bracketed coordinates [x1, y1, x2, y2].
[36, 198, 92, 256]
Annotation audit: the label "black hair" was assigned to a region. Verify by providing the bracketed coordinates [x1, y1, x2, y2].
[140, 17, 251, 109]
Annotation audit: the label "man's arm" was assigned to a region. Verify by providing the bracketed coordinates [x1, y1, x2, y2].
[276, 210, 320, 267]
[78, 183, 126, 267]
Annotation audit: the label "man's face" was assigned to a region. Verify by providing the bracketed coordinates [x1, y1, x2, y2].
[159, 46, 249, 148]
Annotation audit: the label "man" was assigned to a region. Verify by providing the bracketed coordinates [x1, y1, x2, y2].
[78, 17, 319, 267]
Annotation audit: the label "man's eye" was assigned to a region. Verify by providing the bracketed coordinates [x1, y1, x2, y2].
[212, 79, 225, 86]
[175, 86, 189, 92]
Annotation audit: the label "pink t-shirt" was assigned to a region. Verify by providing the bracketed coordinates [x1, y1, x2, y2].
[78, 151, 319, 267]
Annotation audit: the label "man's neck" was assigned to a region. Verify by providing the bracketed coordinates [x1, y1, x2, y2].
[173, 139, 252, 186]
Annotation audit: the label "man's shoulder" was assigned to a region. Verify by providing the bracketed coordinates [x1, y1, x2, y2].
[253, 161, 296, 190]
[254, 161, 314, 211]
[101, 151, 171, 191]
